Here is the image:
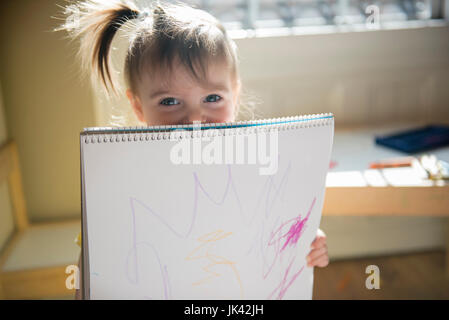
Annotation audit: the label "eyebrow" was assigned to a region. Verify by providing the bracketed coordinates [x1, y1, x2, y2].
[149, 82, 230, 99]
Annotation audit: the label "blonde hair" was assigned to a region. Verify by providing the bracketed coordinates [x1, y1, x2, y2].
[55, 0, 258, 120]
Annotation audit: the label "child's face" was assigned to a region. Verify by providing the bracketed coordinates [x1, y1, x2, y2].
[126, 57, 240, 126]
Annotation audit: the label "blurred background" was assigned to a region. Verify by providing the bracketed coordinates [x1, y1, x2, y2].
[0, 0, 448, 299]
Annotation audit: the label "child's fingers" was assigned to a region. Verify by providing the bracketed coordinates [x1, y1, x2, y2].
[307, 229, 329, 267]
[310, 236, 326, 249]
[308, 254, 329, 268]
[307, 246, 327, 263]
[310, 229, 327, 247]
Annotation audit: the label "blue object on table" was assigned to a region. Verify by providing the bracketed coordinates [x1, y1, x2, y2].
[375, 125, 449, 154]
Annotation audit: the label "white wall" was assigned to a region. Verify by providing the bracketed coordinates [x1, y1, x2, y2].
[235, 24, 449, 125]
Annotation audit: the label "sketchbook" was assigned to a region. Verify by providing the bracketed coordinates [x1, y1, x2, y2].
[80, 113, 334, 300]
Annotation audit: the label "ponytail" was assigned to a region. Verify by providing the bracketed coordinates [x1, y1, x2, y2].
[55, 0, 141, 95]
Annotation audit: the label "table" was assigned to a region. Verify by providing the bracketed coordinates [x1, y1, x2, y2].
[322, 123, 449, 274]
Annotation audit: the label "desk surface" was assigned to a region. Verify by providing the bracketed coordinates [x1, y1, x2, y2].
[327, 123, 449, 187]
[323, 123, 449, 216]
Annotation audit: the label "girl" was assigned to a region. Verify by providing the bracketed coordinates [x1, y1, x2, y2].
[57, 0, 329, 299]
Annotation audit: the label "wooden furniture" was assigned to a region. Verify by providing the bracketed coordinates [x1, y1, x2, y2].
[0, 140, 80, 299]
[322, 124, 449, 275]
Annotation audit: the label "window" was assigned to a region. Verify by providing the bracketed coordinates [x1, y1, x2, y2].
[166, 0, 447, 32]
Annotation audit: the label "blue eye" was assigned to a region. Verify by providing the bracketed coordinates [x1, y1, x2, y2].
[204, 94, 222, 103]
[160, 98, 180, 106]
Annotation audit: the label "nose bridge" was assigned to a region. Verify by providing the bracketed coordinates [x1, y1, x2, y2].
[186, 102, 204, 123]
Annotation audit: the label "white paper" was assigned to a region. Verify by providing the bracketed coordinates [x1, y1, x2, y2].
[81, 119, 334, 299]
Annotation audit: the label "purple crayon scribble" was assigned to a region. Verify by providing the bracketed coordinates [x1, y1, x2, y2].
[129, 165, 244, 241]
[128, 163, 292, 283]
[126, 161, 305, 299]
[125, 241, 171, 300]
[127, 165, 245, 298]
[195, 165, 243, 211]
[162, 265, 171, 299]
[255, 162, 291, 221]
[246, 162, 291, 256]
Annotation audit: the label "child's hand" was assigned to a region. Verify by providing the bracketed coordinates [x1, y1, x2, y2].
[306, 228, 329, 268]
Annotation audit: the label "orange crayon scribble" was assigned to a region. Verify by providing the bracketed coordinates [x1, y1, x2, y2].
[185, 230, 244, 298]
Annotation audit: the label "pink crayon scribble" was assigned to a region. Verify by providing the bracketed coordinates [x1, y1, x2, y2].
[273, 197, 316, 253]
[262, 197, 316, 279]
[262, 196, 317, 299]
[268, 259, 305, 300]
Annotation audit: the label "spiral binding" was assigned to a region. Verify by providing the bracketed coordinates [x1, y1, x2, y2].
[82, 113, 334, 144]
